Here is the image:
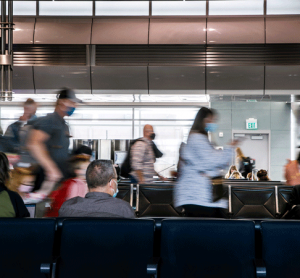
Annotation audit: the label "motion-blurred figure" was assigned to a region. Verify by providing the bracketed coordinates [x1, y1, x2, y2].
[130, 124, 166, 184]
[285, 153, 300, 186]
[3, 98, 37, 153]
[174, 107, 239, 218]
[26, 89, 81, 202]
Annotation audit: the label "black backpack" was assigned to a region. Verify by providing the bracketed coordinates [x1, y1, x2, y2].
[240, 157, 255, 176]
[120, 138, 144, 178]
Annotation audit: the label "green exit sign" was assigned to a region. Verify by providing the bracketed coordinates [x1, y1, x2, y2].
[246, 118, 257, 130]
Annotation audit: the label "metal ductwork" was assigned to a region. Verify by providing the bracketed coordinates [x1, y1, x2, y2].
[0, 1, 13, 101]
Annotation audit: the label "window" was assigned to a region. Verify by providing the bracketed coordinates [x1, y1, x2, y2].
[152, 1, 206, 16]
[267, 0, 300, 15]
[39, 1, 93, 16]
[96, 1, 149, 16]
[209, 0, 264, 15]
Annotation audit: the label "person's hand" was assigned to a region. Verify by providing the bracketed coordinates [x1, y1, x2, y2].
[228, 139, 240, 147]
[45, 167, 63, 183]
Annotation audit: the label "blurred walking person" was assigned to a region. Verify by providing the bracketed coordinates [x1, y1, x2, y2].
[26, 89, 81, 202]
[174, 107, 239, 217]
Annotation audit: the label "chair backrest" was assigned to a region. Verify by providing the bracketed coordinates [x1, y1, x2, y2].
[137, 185, 181, 217]
[0, 218, 56, 278]
[261, 220, 300, 278]
[56, 218, 154, 278]
[230, 186, 276, 218]
[116, 184, 133, 207]
[277, 186, 293, 217]
[160, 219, 256, 278]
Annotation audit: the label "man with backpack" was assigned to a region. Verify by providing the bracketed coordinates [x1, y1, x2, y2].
[122, 124, 166, 184]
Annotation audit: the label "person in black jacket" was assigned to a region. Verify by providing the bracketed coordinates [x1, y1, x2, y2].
[0, 152, 29, 218]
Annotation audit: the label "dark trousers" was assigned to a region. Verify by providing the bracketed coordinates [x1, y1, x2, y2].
[182, 204, 225, 218]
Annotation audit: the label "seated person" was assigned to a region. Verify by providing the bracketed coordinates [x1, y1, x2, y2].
[229, 171, 243, 179]
[59, 159, 135, 218]
[285, 184, 300, 219]
[257, 169, 270, 181]
[8, 163, 36, 198]
[247, 172, 254, 180]
[45, 155, 89, 217]
[0, 152, 29, 217]
[225, 165, 238, 179]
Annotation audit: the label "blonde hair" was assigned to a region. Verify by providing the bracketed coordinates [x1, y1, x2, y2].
[225, 165, 238, 179]
[236, 147, 246, 159]
[8, 167, 36, 193]
[229, 171, 243, 179]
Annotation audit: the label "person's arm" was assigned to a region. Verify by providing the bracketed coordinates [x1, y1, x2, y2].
[27, 129, 62, 182]
[188, 134, 236, 173]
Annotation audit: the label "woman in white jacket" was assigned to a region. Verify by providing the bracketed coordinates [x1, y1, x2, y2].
[174, 107, 239, 217]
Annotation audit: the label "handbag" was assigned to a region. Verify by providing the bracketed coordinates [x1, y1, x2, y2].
[211, 176, 224, 202]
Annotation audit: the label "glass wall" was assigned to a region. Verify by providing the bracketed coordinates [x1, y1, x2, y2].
[0, 106, 200, 176]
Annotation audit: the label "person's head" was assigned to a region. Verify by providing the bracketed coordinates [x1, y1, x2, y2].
[143, 124, 155, 141]
[0, 152, 10, 186]
[70, 155, 90, 181]
[247, 172, 253, 180]
[86, 160, 118, 197]
[9, 166, 36, 194]
[236, 147, 245, 159]
[190, 107, 217, 136]
[229, 165, 237, 175]
[229, 171, 242, 179]
[23, 98, 37, 120]
[73, 145, 92, 160]
[56, 88, 82, 118]
[257, 169, 269, 181]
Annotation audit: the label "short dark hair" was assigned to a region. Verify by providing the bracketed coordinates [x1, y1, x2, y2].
[24, 98, 36, 106]
[190, 107, 217, 136]
[0, 152, 10, 186]
[86, 160, 116, 189]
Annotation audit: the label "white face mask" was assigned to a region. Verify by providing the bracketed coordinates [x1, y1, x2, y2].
[111, 179, 119, 198]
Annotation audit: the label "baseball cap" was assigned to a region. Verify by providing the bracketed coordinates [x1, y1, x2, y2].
[57, 88, 82, 103]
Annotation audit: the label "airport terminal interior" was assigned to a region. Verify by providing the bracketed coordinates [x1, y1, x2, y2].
[1, 0, 300, 277]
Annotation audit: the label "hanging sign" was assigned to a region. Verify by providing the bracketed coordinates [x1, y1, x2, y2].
[246, 118, 257, 130]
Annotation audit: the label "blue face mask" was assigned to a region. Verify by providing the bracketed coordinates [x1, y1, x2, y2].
[113, 188, 119, 198]
[111, 180, 119, 198]
[66, 106, 76, 117]
[205, 123, 218, 133]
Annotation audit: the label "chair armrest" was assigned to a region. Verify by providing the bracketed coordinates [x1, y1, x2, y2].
[147, 257, 160, 277]
[254, 259, 266, 278]
[40, 257, 58, 278]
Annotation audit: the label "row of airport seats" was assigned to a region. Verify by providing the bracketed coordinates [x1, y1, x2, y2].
[117, 181, 293, 219]
[3, 217, 300, 278]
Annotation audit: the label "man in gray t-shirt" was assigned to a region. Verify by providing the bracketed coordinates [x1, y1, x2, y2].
[59, 160, 135, 218]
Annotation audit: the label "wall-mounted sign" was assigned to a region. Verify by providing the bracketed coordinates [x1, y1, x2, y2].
[246, 118, 257, 130]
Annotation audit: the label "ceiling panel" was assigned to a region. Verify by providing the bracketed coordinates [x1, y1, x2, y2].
[34, 66, 91, 94]
[149, 18, 206, 44]
[265, 66, 300, 95]
[12, 66, 34, 94]
[13, 18, 35, 44]
[207, 66, 264, 95]
[92, 66, 148, 94]
[34, 18, 92, 44]
[207, 18, 264, 44]
[92, 18, 149, 44]
[149, 66, 205, 94]
[266, 17, 300, 43]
